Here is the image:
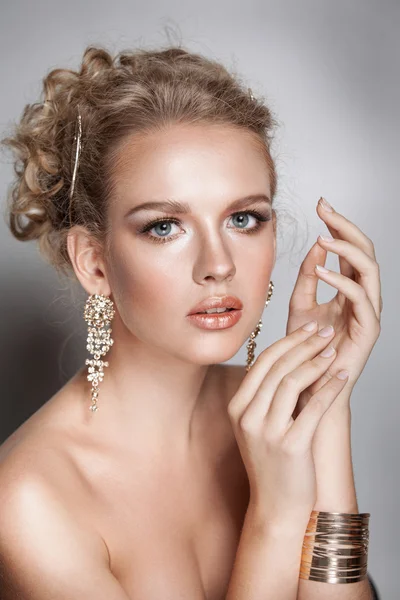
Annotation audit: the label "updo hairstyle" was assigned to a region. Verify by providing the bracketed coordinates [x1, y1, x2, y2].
[1, 44, 278, 276]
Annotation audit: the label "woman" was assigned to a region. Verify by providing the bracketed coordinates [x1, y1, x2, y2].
[0, 45, 381, 599]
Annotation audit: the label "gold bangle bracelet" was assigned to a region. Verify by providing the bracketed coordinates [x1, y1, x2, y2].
[299, 510, 370, 583]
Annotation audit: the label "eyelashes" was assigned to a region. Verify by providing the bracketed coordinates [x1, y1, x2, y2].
[137, 210, 271, 244]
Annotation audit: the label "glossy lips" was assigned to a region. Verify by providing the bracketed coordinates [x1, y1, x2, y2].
[187, 295, 243, 315]
[187, 295, 243, 330]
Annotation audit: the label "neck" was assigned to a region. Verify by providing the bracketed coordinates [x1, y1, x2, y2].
[74, 334, 224, 456]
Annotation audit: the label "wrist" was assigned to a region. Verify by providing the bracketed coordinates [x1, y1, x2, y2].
[246, 499, 311, 539]
[317, 391, 352, 426]
[328, 385, 353, 410]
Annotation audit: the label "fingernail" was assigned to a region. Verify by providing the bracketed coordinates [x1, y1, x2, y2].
[337, 369, 349, 380]
[316, 264, 330, 273]
[319, 197, 333, 212]
[319, 345, 335, 357]
[318, 325, 334, 337]
[319, 234, 334, 242]
[302, 320, 318, 331]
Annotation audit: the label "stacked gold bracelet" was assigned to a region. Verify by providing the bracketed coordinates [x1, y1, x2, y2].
[299, 510, 370, 583]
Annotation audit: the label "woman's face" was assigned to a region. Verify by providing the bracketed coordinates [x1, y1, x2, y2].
[104, 123, 276, 365]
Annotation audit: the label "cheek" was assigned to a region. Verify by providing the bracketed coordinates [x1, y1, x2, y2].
[241, 235, 274, 284]
[106, 241, 182, 317]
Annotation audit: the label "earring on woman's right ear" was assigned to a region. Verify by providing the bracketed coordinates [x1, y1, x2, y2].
[83, 293, 115, 412]
[245, 280, 274, 372]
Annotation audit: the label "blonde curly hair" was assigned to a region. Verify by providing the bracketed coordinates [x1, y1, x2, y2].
[1, 44, 278, 276]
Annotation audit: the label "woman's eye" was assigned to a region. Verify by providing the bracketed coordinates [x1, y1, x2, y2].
[137, 219, 180, 244]
[139, 210, 270, 244]
[148, 220, 179, 238]
[230, 212, 257, 229]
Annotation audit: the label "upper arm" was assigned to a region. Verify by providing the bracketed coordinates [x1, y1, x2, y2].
[0, 475, 130, 600]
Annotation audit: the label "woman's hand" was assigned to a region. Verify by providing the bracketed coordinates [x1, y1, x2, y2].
[286, 197, 382, 416]
[227, 321, 349, 528]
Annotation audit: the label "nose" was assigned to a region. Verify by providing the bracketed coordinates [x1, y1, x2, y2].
[192, 233, 236, 284]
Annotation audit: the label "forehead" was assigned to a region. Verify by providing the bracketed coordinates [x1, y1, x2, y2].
[109, 123, 271, 213]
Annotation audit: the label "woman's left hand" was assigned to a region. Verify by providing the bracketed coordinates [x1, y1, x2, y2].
[285, 197, 383, 418]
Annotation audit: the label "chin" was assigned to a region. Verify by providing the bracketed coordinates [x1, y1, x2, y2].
[177, 343, 243, 367]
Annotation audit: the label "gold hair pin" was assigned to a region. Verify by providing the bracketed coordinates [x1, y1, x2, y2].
[70, 109, 82, 200]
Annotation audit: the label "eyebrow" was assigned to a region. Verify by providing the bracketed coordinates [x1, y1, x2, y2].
[124, 194, 271, 219]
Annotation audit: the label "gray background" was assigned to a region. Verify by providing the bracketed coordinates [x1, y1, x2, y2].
[0, 0, 398, 597]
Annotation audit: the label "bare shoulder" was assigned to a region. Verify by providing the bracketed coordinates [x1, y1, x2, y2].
[0, 382, 128, 598]
[0, 378, 99, 532]
[0, 364, 92, 466]
[0, 370, 102, 537]
[0, 469, 129, 599]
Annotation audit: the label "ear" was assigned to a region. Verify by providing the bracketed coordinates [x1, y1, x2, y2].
[66, 226, 111, 297]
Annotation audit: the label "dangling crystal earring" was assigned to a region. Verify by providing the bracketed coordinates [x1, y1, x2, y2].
[83, 293, 115, 412]
[246, 280, 274, 372]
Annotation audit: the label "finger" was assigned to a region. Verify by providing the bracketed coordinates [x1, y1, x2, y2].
[317, 195, 380, 287]
[288, 242, 326, 312]
[235, 325, 336, 424]
[284, 369, 350, 451]
[266, 343, 337, 435]
[228, 321, 320, 418]
[317, 197, 377, 260]
[316, 200, 356, 279]
[316, 236, 381, 319]
[314, 263, 379, 327]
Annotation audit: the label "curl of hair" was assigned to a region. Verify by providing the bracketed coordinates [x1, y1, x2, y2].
[1, 43, 279, 276]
